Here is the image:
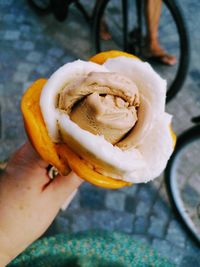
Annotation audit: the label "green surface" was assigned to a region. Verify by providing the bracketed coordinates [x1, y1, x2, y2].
[9, 231, 174, 267]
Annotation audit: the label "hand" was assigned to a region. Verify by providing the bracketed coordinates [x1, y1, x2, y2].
[0, 142, 82, 266]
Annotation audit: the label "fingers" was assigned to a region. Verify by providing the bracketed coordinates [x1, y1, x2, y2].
[44, 172, 83, 208]
[6, 141, 50, 187]
[20, 141, 49, 169]
[8, 141, 48, 169]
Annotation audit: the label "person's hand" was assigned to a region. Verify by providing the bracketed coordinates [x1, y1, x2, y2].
[0, 142, 82, 266]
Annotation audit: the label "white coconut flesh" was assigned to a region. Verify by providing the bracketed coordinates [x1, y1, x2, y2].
[40, 57, 174, 183]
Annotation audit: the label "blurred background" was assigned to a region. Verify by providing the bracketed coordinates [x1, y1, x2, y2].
[0, 0, 199, 266]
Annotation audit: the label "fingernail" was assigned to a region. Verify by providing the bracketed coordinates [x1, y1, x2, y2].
[61, 189, 78, 211]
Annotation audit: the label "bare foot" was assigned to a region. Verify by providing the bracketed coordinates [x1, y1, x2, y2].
[100, 20, 112, 41]
[148, 45, 177, 65]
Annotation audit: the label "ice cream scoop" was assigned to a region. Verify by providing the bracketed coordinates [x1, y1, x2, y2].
[70, 92, 138, 145]
[57, 71, 139, 144]
[21, 50, 176, 188]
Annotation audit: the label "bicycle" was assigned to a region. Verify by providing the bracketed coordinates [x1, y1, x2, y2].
[92, 0, 190, 103]
[165, 116, 200, 245]
[28, 0, 190, 103]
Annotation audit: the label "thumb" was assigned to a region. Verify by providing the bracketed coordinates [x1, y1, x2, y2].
[44, 171, 83, 208]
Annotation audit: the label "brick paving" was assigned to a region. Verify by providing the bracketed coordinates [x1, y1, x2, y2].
[0, 0, 200, 266]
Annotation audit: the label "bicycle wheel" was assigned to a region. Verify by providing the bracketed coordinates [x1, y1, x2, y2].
[92, 0, 190, 103]
[28, 0, 52, 14]
[165, 125, 200, 245]
[156, 0, 190, 102]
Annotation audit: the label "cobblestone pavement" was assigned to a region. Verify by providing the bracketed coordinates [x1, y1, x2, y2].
[0, 0, 200, 266]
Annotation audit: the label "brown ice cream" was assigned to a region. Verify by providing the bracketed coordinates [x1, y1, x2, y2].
[57, 72, 140, 145]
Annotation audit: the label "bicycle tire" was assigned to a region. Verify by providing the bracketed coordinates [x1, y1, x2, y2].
[92, 0, 190, 103]
[165, 125, 200, 245]
[27, 0, 52, 14]
[164, 0, 190, 102]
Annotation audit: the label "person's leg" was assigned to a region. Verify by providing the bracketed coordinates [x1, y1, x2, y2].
[100, 19, 112, 40]
[145, 0, 176, 65]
